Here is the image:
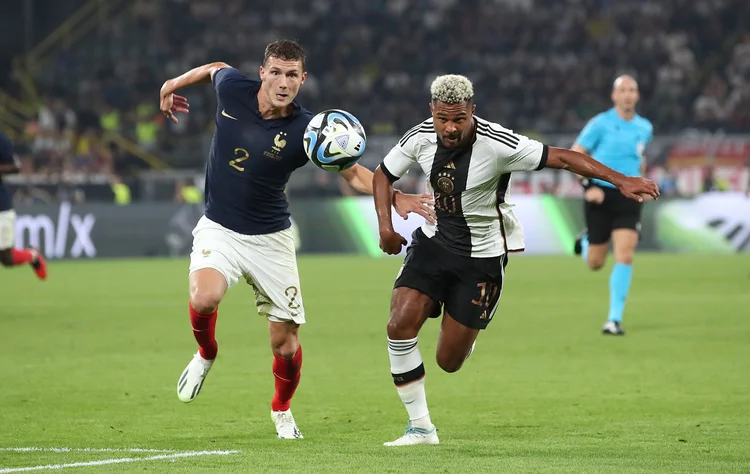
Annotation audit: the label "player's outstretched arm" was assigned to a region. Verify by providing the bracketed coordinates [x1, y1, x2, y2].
[341, 164, 436, 222]
[340, 164, 376, 194]
[159, 62, 230, 123]
[546, 147, 660, 202]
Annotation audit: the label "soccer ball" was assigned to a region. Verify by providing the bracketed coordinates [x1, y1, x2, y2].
[303, 109, 366, 172]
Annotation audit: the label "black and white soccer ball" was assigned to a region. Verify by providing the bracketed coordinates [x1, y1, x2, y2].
[303, 109, 366, 172]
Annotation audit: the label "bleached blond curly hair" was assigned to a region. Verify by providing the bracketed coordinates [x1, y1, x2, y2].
[430, 74, 474, 104]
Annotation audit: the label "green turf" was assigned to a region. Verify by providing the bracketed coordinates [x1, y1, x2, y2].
[1, 254, 749, 473]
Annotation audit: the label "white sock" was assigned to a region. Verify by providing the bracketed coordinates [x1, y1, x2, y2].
[388, 337, 432, 430]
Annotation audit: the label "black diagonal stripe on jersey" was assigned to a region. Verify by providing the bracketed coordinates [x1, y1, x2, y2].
[495, 173, 512, 254]
[476, 127, 519, 149]
[399, 125, 435, 147]
[477, 118, 518, 140]
[401, 122, 425, 138]
[429, 137, 473, 256]
[497, 173, 512, 204]
[399, 120, 434, 145]
[476, 122, 520, 145]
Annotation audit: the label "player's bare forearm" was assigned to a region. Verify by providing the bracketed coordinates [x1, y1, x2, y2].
[641, 156, 647, 176]
[160, 62, 230, 95]
[339, 164, 373, 195]
[373, 166, 395, 232]
[547, 147, 627, 188]
[570, 143, 589, 181]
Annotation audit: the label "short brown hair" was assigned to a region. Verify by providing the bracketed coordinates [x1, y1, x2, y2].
[264, 39, 306, 71]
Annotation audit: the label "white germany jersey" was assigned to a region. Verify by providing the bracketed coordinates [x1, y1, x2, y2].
[381, 116, 548, 258]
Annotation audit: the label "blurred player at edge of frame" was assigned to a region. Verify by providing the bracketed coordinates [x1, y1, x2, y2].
[372, 74, 659, 446]
[159, 39, 436, 439]
[572, 75, 654, 336]
[0, 130, 47, 280]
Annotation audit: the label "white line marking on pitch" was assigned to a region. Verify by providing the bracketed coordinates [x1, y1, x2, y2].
[0, 448, 175, 453]
[0, 450, 240, 473]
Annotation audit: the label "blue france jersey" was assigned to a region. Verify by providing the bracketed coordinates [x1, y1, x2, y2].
[204, 68, 312, 235]
[575, 108, 653, 188]
[0, 131, 15, 212]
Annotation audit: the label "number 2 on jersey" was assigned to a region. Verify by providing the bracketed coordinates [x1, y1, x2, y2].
[285, 286, 301, 310]
[229, 148, 250, 171]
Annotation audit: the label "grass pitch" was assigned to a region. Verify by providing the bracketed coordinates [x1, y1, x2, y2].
[1, 254, 749, 473]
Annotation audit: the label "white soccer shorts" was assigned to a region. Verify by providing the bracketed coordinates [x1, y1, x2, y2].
[0, 209, 16, 249]
[188, 215, 305, 325]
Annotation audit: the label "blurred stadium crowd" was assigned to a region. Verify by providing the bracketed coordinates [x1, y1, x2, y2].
[2, 0, 749, 202]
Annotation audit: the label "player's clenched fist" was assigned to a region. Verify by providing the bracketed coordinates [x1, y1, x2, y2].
[379, 229, 407, 255]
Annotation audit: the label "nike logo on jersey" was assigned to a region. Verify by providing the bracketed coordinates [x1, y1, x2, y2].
[221, 109, 238, 120]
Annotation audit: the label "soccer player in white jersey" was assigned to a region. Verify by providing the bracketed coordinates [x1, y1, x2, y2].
[372, 74, 659, 446]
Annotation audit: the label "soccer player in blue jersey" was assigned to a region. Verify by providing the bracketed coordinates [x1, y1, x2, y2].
[572, 75, 654, 336]
[159, 39, 435, 439]
[0, 131, 47, 280]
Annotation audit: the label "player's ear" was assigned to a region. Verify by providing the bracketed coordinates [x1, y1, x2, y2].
[300, 71, 307, 85]
[259, 65, 265, 81]
[471, 103, 476, 114]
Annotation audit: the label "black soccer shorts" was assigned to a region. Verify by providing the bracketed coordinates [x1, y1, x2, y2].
[584, 186, 643, 245]
[394, 229, 508, 330]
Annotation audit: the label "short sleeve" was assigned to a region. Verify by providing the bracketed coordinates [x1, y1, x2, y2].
[0, 132, 14, 164]
[381, 129, 420, 181]
[497, 134, 548, 173]
[575, 116, 604, 153]
[212, 67, 252, 99]
[644, 122, 654, 146]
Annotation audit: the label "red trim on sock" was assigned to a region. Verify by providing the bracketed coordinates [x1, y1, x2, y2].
[189, 302, 218, 360]
[11, 248, 34, 266]
[271, 346, 303, 412]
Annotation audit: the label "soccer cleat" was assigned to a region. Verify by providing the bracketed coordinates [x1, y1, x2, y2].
[272, 409, 303, 439]
[573, 229, 588, 256]
[29, 249, 47, 280]
[177, 352, 214, 402]
[384, 422, 439, 447]
[602, 321, 626, 336]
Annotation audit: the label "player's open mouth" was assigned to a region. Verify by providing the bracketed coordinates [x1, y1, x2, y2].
[276, 94, 288, 100]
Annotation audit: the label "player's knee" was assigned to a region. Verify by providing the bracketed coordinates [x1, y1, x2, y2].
[190, 289, 222, 314]
[587, 256, 606, 271]
[386, 314, 418, 340]
[615, 251, 634, 265]
[0, 249, 12, 267]
[271, 334, 299, 360]
[436, 352, 464, 374]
